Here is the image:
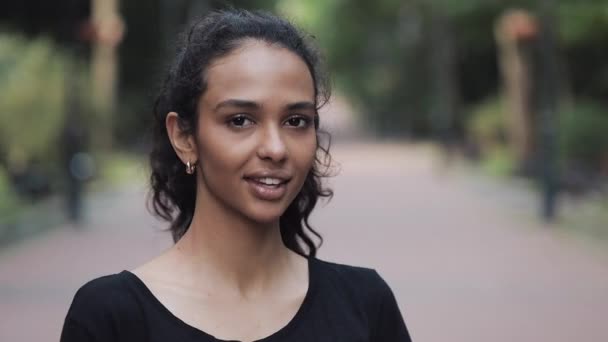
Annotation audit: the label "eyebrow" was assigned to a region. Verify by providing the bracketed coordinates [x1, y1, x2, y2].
[213, 99, 316, 112]
[286, 101, 316, 112]
[214, 99, 260, 111]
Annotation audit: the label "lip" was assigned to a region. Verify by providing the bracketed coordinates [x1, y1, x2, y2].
[245, 178, 289, 201]
[243, 170, 292, 201]
[243, 170, 292, 183]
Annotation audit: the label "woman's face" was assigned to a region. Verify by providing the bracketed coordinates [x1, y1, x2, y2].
[194, 40, 317, 224]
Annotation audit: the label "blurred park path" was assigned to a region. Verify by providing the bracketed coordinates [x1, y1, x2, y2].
[1, 141, 607, 342]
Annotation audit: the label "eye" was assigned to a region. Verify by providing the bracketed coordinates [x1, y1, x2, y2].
[285, 115, 312, 128]
[228, 114, 255, 128]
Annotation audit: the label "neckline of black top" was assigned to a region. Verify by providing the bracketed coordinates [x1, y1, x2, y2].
[120, 257, 318, 342]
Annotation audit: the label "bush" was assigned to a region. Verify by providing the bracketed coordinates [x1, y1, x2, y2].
[0, 166, 20, 212]
[467, 96, 507, 153]
[0, 34, 93, 198]
[0, 35, 65, 166]
[558, 101, 608, 169]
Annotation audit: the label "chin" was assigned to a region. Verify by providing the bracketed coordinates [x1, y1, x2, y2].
[242, 202, 288, 225]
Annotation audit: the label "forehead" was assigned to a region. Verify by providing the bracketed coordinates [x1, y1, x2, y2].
[202, 40, 315, 105]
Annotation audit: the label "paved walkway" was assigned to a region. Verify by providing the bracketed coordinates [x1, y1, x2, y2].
[1, 142, 607, 341]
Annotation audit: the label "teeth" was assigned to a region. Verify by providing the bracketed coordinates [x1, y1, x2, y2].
[254, 177, 282, 185]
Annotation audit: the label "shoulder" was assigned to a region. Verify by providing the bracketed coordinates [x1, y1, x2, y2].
[310, 258, 397, 316]
[66, 272, 135, 317]
[311, 259, 412, 341]
[311, 258, 392, 297]
[61, 272, 147, 341]
[62, 272, 145, 338]
[74, 272, 129, 297]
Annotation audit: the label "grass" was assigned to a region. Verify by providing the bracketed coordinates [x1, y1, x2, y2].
[479, 146, 515, 178]
[0, 151, 147, 246]
[558, 195, 608, 242]
[0, 168, 24, 227]
[468, 144, 608, 246]
[0, 170, 62, 245]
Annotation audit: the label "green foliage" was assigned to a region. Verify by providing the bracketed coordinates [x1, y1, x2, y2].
[468, 96, 506, 150]
[0, 35, 92, 168]
[93, 152, 146, 189]
[0, 166, 21, 217]
[0, 33, 98, 210]
[557, 2, 608, 45]
[273, 0, 608, 140]
[481, 145, 516, 177]
[467, 96, 515, 176]
[0, 35, 65, 165]
[558, 101, 608, 167]
[467, 97, 608, 176]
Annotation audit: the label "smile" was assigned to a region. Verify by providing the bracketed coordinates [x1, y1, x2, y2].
[248, 177, 286, 186]
[244, 177, 290, 201]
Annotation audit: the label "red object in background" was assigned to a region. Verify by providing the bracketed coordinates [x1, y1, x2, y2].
[505, 11, 539, 41]
[77, 16, 125, 47]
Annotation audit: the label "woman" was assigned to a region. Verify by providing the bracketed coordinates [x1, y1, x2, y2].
[61, 9, 412, 342]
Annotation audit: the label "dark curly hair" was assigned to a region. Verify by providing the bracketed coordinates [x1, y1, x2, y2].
[148, 9, 333, 257]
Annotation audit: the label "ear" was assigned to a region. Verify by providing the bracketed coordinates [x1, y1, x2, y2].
[166, 112, 198, 164]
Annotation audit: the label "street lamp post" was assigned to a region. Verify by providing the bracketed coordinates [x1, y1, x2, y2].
[91, 0, 124, 149]
[536, 0, 560, 221]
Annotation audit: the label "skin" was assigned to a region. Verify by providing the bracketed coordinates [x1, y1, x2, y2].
[132, 40, 318, 341]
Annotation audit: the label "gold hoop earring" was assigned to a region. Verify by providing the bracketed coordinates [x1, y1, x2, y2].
[186, 160, 196, 175]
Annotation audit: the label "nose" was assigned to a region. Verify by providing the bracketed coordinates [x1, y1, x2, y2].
[257, 124, 287, 163]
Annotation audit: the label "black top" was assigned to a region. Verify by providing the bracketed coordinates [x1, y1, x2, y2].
[60, 258, 412, 342]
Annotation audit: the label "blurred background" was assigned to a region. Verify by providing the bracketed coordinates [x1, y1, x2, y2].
[1, 0, 607, 341]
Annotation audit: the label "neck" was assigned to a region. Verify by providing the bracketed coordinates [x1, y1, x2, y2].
[170, 182, 295, 297]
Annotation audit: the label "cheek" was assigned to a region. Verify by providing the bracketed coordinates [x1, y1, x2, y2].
[293, 133, 317, 171]
[195, 127, 248, 180]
